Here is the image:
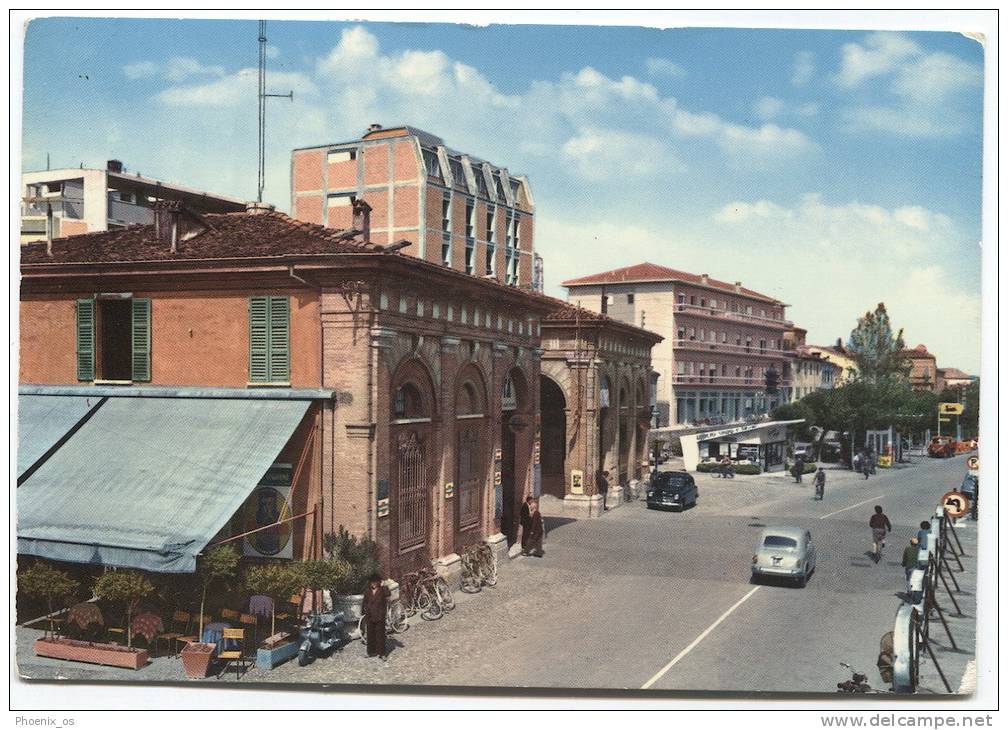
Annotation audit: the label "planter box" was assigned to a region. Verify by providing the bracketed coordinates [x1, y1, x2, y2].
[34, 637, 148, 670]
[180, 642, 216, 679]
[256, 640, 300, 670]
[333, 594, 363, 623]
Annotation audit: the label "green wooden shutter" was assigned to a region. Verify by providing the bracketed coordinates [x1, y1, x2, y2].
[131, 298, 151, 382]
[249, 296, 269, 382]
[76, 298, 95, 381]
[268, 296, 290, 383]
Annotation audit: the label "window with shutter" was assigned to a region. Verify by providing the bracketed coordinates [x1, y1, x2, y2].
[249, 295, 290, 384]
[76, 299, 95, 381]
[131, 298, 151, 382]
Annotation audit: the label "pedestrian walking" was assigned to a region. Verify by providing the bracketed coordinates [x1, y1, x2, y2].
[362, 573, 391, 660]
[598, 469, 610, 511]
[902, 537, 920, 591]
[916, 520, 931, 551]
[520, 496, 534, 555]
[720, 455, 731, 479]
[868, 449, 877, 475]
[861, 451, 871, 480]
[869, 505, 892, 563]
[793, 455, 805, 484]
[527, 499, 545, 557]
[814, 468, 826, 500]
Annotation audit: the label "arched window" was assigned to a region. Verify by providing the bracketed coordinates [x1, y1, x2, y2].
[393, 383, 424, 420]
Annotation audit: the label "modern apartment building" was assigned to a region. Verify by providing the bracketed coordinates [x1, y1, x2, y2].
[20, 160, 245, 244]
[563, 262, 795, 427]
[291, 124, 535, 288]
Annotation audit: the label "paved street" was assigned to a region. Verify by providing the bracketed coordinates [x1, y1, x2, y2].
[17, 454, 976, 695]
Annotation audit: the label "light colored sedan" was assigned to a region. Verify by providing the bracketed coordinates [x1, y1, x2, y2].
[751, 526, 817, 587]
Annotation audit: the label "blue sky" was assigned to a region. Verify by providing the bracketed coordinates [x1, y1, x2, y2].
[21, 17, 985, 372]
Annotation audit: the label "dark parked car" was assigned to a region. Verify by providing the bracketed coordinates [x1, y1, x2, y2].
[647, 471, 698, 511]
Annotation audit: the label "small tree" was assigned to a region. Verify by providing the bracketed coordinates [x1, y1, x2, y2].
[93, 570, 154, 647]
[847, 303, 910, 382]
[323, 526, 381, 595]
[18, 561, 79, 638]
[245, 563, 304, 638]
[194, 545, 240, 639]
[298, 559, 350, 615]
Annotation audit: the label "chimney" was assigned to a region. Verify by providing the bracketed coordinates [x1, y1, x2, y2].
[836, 337, 843, 348]
[106, 159, 124, 173]
[153, 199, 182, 252]
[366, 123, 383, 134]
[700, 273, 709, 285]
[353, 198, 373, 241]
[734, 281, 742, 293]
[246, 201, 275, 215]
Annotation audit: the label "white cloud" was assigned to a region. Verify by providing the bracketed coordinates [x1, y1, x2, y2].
[156, 68, 318, 107]
[646, 57, 686, 79]
[834, 32, 982, 137]
[123, 57, 226, 82]
[755, 96, 785, 120]
[791, 51, 816, 86]
[560, 126, 683, 181]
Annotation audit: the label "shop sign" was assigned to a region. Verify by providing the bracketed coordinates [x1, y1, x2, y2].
[494, 470, 502, 486]
[377, 498, 390, 518]
[444, 482, 454, 499]
[242, 463, 293, 559]
[939, 402, 964, 415]
[570, 469, 584, 495]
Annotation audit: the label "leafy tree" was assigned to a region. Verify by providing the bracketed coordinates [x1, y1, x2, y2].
[194, 545, 240, 639]
[323, 526, 381, 595]
[245, 563, 304, 637]
[847, 303, 910, 382]
[93, 570, 154, 647]
[18, 561, 79, 638]
[297, 559, 350, 615]
[960, 379, 980, 439]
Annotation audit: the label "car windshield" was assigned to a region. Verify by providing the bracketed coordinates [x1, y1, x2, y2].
[762, 535, 798, 549]
[653, 475, 689, 490]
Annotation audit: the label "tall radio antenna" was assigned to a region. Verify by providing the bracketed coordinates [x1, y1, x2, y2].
[257, 19, 294, 203]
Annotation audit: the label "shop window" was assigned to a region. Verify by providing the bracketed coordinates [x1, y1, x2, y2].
[248, 295, 290, 384]
[76, 296, 151, 383]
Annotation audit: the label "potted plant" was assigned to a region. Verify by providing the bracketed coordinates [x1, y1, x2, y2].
[18, 561, 78, 639]
[180, 545, 239, 679]
[245, 562, 305, 669]
[323, 526, 380, 623]
[93, 570, 154, 649]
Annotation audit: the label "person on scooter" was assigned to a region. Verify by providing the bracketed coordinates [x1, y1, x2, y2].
[362, 573, 391, 660]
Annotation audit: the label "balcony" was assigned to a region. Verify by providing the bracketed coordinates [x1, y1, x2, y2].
[673, 303, 792, 330]
[672, 338, 787, 359]
[669, 374, 794, 388]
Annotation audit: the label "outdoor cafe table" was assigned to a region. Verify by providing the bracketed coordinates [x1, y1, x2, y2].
[67, 602, 103, 630]
[201, 621, 238, 657]
[131, 612, 164, 643]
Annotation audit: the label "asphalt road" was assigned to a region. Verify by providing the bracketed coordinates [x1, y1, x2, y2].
[17, 454, 974, 696]
[428, 453, 974, 694]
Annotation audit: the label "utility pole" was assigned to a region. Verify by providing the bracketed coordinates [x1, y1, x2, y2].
[257, 19, 293, 203]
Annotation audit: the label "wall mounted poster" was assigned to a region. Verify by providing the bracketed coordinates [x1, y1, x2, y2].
[242, 463, 293, 559]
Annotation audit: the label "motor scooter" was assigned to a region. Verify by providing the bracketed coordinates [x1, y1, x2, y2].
[836, 662, 872, 693]
[298, 610, 346, 666]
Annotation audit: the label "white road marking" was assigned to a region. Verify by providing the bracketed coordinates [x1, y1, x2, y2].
[820, 495, 885, 520]
[641, 585, 761, 689]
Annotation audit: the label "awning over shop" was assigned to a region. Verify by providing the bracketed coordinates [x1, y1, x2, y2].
[680, 419, 804, 471]
[17, 394, 105, 479]
[17, 396, 311, 573]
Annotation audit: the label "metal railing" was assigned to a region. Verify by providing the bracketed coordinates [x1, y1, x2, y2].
[673, 303, 792, 329]
[672, 338, 787, 358]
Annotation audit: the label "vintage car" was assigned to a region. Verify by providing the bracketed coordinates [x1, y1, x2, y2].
[751, 526, 817, 587]
[927, 436, 957, 458]
[646, 470, 698, 511]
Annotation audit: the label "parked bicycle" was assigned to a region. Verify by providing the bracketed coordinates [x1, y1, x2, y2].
[357, 599, 409, 644]
[400, 567, 453, 620]
[461, 542, 498, 593]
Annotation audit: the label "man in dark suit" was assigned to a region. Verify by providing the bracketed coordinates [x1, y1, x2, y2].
[520, 496, 534, 555]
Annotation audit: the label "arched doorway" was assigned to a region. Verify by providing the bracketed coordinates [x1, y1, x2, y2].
[540, 375, 567, 499]
[454, 367, 488, 554]
[389, 359, 437, 570]
[618, 380, 632, 489]
[500, 368, 527, 546]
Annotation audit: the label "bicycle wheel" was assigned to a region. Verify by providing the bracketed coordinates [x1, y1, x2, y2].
[388, 601, 408, 634]
[435, 577, 455, 611]
[419, 586, 442, 621]
[357, 614, 367, 644]
[484, 557, 498, 587]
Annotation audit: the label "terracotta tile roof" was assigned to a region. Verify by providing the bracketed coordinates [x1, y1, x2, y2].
[937, 367, 972, 379]
[20, 210, 381, 265]
[561, 262, 780, 304]
[899, 344, 934, 359]
[542, 299, 663, 342]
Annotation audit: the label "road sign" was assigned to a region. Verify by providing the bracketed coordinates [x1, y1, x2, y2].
[941, 491, 969, 518]
[967, 456, 979, 471]
[939, 403, 964, 415]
